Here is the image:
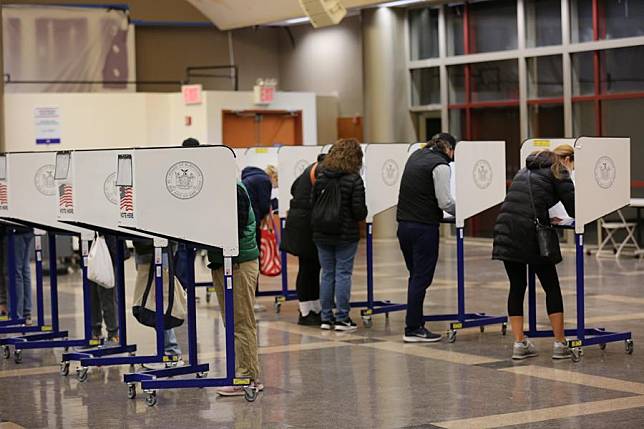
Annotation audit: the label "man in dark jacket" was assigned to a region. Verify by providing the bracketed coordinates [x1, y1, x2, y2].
[281, 154, 326, 325]
[396, 133, 457, 343]
[492, 151, 575, 360]
[241, 166, 273, 251]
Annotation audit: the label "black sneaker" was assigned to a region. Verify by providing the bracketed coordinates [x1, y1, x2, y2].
[298, 311, 322, 326]
[320, 319, 335, 330]
[334, 318, 358, 332]
[403, 327, 443, 343]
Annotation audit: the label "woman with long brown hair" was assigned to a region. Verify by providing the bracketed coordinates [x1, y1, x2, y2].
[311, 139, 367, 331]
[493, 150, 575, 360]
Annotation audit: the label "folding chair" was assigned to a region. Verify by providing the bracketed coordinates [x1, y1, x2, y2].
[597, 210, 644, 258]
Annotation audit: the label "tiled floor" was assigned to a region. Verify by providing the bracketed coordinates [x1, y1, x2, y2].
[1, 238, 643, 428]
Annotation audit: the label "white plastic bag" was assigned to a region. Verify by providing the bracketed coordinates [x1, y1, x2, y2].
[88, 235, 115, 289]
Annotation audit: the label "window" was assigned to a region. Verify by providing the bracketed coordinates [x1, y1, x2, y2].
[528, 56, 563, 99]
[446, 4, 465, 56]
[449, 60, 519, 105]
[409, 7, 439, 60]
[571, 0, 644, 43]
[526, 0, 562, 47]
[411, 67, 440, 106]
[571, 51, 595, 96]
[602, 46, 644, 94]
[529, 104, 565, 138]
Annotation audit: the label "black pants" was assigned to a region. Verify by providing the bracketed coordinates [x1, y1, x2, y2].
[296, 255, 320, 302]
[89, 281, 118, 338]
[397, 222, 440, 331]
[504, 261, 564, 317]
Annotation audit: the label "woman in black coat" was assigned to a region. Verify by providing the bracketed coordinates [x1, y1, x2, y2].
[492, 150, 575, 361]
[281, 154, 326, 326]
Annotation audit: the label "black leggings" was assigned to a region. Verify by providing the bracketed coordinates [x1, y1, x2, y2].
[504, 261, 564, 317]
[296, 256, 320, 302]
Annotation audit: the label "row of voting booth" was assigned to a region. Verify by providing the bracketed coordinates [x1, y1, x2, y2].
[0, 137, 634, 407]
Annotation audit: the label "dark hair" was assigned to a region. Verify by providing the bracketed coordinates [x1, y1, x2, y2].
[182, 138, 200, 147]
[323, 138, 363, 174]
[428, 133, 457, 154]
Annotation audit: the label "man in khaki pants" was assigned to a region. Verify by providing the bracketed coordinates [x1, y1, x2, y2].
[209, 181, 262, 396]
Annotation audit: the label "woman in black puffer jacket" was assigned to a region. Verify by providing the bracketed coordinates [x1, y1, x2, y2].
[493, 150, 575, 361]
[312, 139, 367, 331]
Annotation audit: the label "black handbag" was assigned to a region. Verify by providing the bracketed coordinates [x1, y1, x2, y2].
[527, 172, 563, 264]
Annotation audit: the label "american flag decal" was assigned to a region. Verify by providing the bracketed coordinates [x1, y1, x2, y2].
[120, 186, 133, 214]
[0, 182, 8, 207]
[59, 184, 73, 209]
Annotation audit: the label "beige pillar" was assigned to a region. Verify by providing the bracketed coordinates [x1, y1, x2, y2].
[0, 12, 5, 152]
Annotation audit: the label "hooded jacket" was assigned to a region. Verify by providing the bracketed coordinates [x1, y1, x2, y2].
[241, 166, 273, 224]
[311, 167, 367, 245]
[280, 163, 318, 259]
[492, 152, 575, 265]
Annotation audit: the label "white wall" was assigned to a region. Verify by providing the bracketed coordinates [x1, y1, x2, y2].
[278, 16, 363, 117]
[3, 90, 317, 151]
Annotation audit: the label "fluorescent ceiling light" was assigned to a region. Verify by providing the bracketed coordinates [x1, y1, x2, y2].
[283, 17, 310, 25]
[379, 0, 427, 7]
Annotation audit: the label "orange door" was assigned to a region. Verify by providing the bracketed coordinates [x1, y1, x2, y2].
[222, 110, 303, 148]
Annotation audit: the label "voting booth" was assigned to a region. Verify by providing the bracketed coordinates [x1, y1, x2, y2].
[0, 152, 95, 363]
[53, 149, 173, 382]
[414, 142, 509, 341]
[116, 145, 257, 406]
[523, 137, 633, 361]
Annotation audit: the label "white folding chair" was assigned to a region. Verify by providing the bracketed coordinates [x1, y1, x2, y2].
[597, 210, 644, 258]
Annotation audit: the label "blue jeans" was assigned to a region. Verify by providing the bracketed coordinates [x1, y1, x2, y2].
[14, 232, 34, 319]
[164, 328, 181, 356]
[316, 241, 359, 322]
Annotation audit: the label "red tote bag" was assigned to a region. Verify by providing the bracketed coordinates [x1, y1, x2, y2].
[260, 218, 282, 277]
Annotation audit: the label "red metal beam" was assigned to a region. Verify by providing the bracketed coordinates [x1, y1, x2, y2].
[527, 97, 565, 105]
[449, 100, 520, 109]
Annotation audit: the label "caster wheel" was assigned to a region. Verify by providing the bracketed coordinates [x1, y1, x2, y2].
[60, 362, 70, 377]
[64, 347, 69, 353]
[362, 317, 373, 328]
[501, 323, 508, 336]
[385, 312, 390, 319]
[599, 343, 606, 351]
[13, 350, 22, 364]
[196, 372, 208, 379]
[77, 367, 89, 383]
[480, 326, 485, 333]
[145, 391, 157, 407]
[243, 386, 259, 403]
[127, 383, 137, 399]
[626, 339, 634, 355]
[571, 347, 582, 363]
[206, 293, 211, 304]
[2, 346, 10, 360]
[447, 330, 457, 344]
[274, 302, 281, 314]
[129, 364, 135, 373]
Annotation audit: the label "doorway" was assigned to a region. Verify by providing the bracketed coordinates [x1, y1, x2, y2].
[222, 110, 303, 147]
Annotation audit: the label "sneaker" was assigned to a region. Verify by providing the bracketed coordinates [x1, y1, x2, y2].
[334, 318, 358, 332]
[24, 316, 32, 326]
[298, 311, 322, 326]
[552, 340, 572, 360]
[320, 319, 334, 330]
[512, 339, 538, 360]
[253, 303, 266, 313]
[403, 327, 443, 343]
[105, 335, 120, 346]
[141, 359, 184, 370]
[216, 381, 263, 397]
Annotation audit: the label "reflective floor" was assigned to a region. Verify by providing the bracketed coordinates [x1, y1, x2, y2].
[1, 238, 643, 428]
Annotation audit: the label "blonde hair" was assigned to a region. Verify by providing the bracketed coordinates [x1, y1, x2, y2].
[323, 139, 363, 174]
[265, 164, 278, 186]
[552, 144, 574, 178]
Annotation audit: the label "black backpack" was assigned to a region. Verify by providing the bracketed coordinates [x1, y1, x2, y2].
[312, 176, 343, 234]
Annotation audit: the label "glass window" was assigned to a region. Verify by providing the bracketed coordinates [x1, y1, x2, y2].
[409, 7, 439, 60]
[469, 0, 518, 53]
[448, 65, 466, 104]
[571, 51, 594, 96]
[471, 60, 519, 102]
[570, 0, 594, 43]
[604, 0, 644, 40]
[602, 46, 644, 94]
[447, 4, 465, 56]
[528, 104, 565, 138]
[526, 0, 562, 47]
[572, 101, 595, 136]
[527, 56, 563, 99]
[411, 68, 440, 106]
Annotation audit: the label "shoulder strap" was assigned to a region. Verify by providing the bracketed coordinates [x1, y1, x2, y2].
[526, 171, 539, 224]
[309, 162, 318, 186]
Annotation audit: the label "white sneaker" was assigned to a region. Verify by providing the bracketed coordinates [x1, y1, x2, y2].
[552, 340, 572, 360]
[512, 339, 538, 360]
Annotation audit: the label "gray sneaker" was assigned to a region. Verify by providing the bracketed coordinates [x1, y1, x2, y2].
[552, 340, 572, 360]
[512, 340, 538, 360]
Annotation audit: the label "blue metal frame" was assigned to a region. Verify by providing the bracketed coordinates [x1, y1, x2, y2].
[350, 223, 407, 321]
[525, 234, 632, 350]
[423, 227, 508, 334]
[61, 240, 167, 370]
[139, 255, 250, 393]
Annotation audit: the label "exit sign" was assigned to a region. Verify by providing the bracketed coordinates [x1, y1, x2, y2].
[182, 84, 203, 105]
[254, 84, 275, 105]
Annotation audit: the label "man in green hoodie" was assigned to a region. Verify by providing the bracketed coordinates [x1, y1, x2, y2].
[208, 181, 262, 396]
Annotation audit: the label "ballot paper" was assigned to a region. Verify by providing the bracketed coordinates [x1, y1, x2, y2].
[548, 171, 575, 226]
